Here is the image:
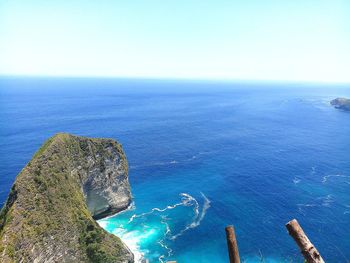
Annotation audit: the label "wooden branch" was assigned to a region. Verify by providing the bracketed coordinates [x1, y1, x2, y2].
[286, 219, 325, 263]
[225, 225, 240, 263]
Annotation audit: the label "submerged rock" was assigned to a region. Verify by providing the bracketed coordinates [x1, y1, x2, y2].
[0, 133, 133, 263]
[330, 97, 350, 111]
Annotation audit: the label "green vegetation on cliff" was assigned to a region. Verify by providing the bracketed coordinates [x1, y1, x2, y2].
[0, 133, 133, 263]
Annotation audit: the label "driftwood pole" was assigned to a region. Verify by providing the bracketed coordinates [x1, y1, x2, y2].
[225, 225, 240, 263]
[286, 219, 325, 263]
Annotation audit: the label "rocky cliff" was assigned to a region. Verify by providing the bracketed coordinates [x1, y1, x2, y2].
[0, 133, 134, 263]
[330, 97, 350, 111]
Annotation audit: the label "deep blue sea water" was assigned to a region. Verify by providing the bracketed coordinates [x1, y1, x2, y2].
[1, 77, 350, 262]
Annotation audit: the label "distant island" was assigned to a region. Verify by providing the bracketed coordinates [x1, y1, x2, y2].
[330, 97, 350, 111]
[0, 134, 133, 263]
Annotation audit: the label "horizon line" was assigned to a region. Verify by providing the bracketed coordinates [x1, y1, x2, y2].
[0, 74, 349, 86]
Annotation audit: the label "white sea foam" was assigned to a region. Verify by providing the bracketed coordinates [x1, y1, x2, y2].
[130, 152, 208, 170]
[293, 177, 301, 184]
[297, 203, 317, 207]
[297, 194, 335, 213]
[113, 192, 211, 262]
[169, 192, 211, 240]
[319, 194, 334, 207]
[98, 202, 136, 223]
[128, 193, 193, 224]
[322, 174, 350, 183]
[97, 220, 108, 229]
[310, 166, 316, 175]
[113, 228, 146, 262]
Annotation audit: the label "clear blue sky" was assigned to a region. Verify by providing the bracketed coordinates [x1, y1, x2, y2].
[0, 0, 349, 82]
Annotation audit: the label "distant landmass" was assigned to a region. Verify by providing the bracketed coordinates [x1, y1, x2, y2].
[330, 97, 350, 111]
[0, 133, 133, 263]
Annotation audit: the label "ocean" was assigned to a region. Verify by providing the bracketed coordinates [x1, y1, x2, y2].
[0, 77, 349, 262]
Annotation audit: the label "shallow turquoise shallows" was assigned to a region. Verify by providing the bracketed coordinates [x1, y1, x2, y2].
[1, 78, 349, 262]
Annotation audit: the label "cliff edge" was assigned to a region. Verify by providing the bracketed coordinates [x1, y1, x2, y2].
[0, 133, 133, 263]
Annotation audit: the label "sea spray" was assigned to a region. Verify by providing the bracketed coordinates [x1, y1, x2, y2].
[98, 193, 210, 262]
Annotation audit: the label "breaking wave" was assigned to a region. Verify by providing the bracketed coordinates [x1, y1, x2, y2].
[99, 193, 210, 263]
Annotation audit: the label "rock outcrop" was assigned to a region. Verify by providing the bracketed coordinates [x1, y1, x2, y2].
[0, 133, 133, 263]
[330, 97, 350, 111]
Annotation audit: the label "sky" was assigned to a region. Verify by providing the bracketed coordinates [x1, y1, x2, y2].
[0, 0, 349, 83]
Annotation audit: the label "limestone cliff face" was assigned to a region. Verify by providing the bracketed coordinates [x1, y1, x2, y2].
[0, 133, 134, 263]
[71, 135, 132, 219]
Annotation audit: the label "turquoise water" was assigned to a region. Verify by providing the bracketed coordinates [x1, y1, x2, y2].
[0, 77, 350, 262]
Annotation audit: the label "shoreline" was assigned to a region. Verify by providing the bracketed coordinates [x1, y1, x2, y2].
[97, 202, 146, 263]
